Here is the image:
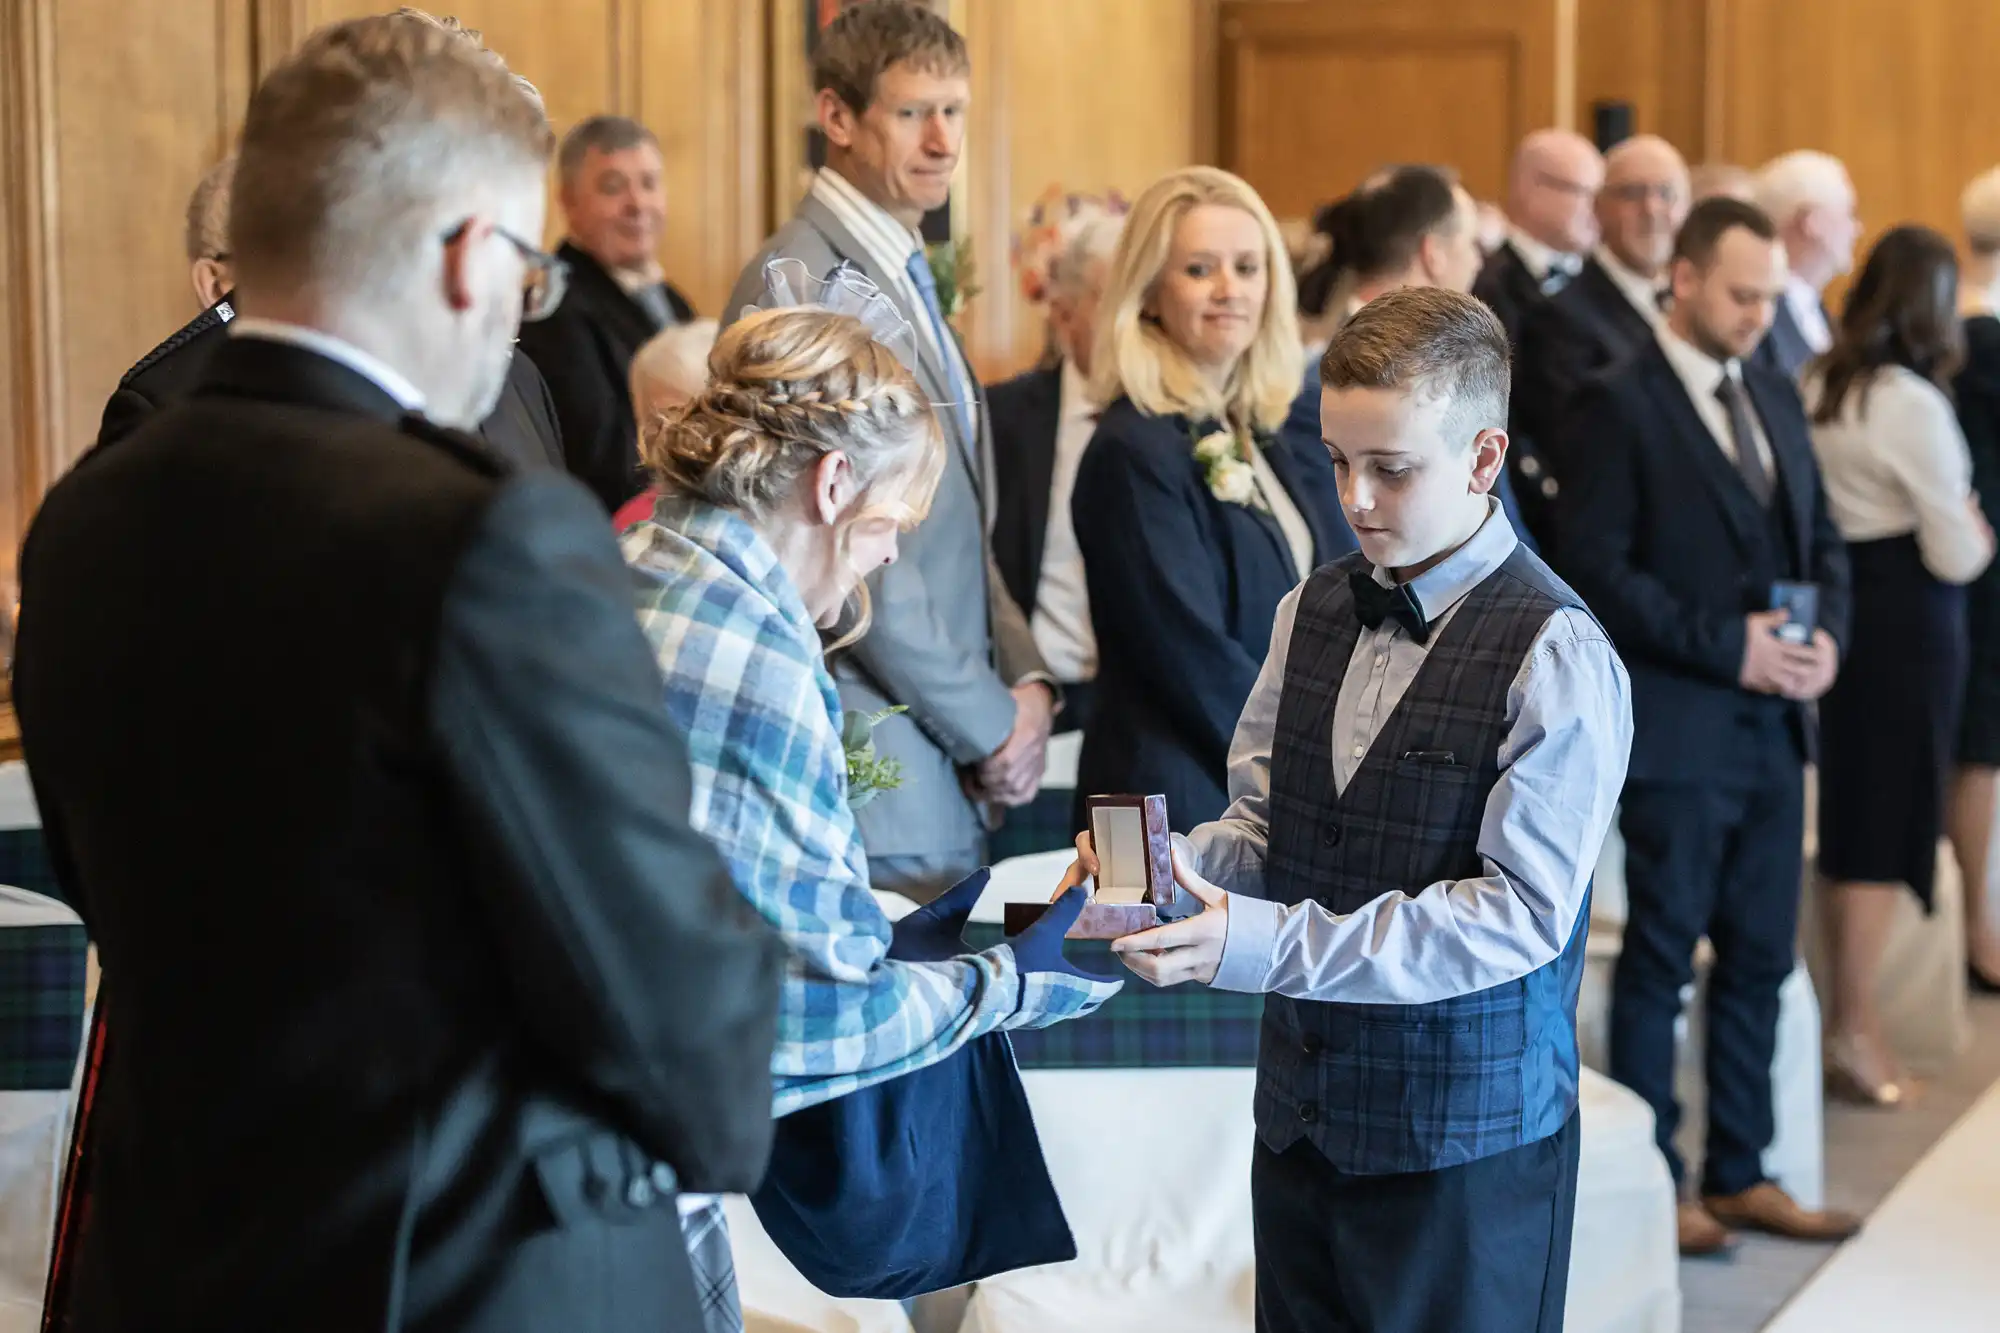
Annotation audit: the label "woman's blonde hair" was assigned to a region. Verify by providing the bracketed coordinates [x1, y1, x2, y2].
[640, 307, 945, 642]
[1088, 166, 1301, 433]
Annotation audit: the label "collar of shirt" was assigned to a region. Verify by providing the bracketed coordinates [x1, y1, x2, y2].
[811, 167, 922, 276]
[1784, 273, 1833, 353]
[227, 317, 426, 411]
[1656, 322, 1744, 404]
[611, 263, 667, 296]
[1368, 496, 1517, 624]
[1593, 245, 1666, 323]
[1507, 227, 1578, 282]
[1058, 357, 1095, 425]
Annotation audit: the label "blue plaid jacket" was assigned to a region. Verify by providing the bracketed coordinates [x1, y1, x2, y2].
[626, 498, 1116, 1116]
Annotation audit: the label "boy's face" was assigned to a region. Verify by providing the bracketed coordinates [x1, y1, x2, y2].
[1320, 383, 1506, 578]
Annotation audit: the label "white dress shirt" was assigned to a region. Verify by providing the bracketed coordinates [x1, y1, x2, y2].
[1190, 500, 1634, 1004]
[1656, 325, 1775, 480]
[1594, 246, 1665, 325]
[809, 167, 977, 418]
[228, 317, 427, 411]
[1029, 359, 1099, 683]
[1246, 442, 1317, 580]
[1783, 274, 1833, 357]
[1507, 226, 1581, 284]
[1805, 365, 1992, 583]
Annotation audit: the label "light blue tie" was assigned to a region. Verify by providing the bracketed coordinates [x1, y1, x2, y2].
[904, 250, 976, 447]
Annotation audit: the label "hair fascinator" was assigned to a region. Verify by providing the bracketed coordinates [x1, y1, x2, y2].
[741, 257, 921, 371]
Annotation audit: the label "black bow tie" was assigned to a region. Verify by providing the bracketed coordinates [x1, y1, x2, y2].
[1349, 568, 1430, 643]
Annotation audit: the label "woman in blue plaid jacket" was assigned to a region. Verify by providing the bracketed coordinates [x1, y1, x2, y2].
[623, 301, 1119, 1329]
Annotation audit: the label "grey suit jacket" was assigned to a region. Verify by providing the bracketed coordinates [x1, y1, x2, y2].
[724, 192, 1049, 859]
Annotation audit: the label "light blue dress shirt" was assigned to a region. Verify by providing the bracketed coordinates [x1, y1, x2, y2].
[1192, 501, 1634, 1005]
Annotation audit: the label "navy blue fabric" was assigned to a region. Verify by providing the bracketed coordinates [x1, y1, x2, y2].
[748, 873, 1081, 1299]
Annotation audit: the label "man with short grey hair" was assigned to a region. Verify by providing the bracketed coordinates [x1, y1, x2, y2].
[516, 114, 694, 512]
[19, 14, 783, 1331]
[724, 0, 1057, 903]
[93, 10, 564, 471]
[1752, 149, 1861, 379]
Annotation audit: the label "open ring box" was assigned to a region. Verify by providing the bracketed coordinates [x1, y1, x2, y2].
[1003, 793, 1184, 940]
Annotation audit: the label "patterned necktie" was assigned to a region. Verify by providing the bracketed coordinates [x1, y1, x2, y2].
[1349, 567, 1430, 643]
[633, 282, 674, 332]
[904, 249, 975, 445]
[1716, 374, 1773, 506]
[1540, 258, 1578, 297]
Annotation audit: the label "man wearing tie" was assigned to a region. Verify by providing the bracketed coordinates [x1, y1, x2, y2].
[723, 0, 1055, 904]
[1555, 197, 1860, 1256]
[1516, 135, 1689, 484]
[517, 115, 697, 512]
[1751, 150, 1862, 380]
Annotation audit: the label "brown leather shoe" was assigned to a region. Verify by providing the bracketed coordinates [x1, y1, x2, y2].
[1702, 1182, 1862, 1242]
[1677, 1200, 1735, 1256]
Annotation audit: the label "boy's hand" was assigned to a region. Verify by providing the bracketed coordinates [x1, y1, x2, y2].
[1109, 845, 1229, 987]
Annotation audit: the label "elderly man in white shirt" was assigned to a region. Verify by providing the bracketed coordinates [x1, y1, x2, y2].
[1753, 150, 1862, 379]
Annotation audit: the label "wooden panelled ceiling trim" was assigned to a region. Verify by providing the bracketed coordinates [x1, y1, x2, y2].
[1, 0, 67, 504]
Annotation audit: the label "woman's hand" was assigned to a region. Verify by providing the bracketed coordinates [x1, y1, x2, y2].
[1051, 829, 1098, 901]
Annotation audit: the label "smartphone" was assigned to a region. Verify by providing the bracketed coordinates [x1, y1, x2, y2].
[1770, 581, 1819, 645]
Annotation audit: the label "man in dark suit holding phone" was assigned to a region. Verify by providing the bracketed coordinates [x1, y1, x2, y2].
[16, 17, 782, 1331]
[1555, 196, 1858, 1256]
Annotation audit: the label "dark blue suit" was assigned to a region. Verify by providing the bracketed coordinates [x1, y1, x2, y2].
[1553, 337, 1850, 1195]
[1072, 396, 1349, 833]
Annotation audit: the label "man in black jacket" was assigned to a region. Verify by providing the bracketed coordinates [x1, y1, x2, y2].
[1554, 197, 1857, 1258]
[98, 147, 563, 474]
[1516, 134, 1689, 487]
[14, 17, 782, 1332]
[516, 116, 696, 511]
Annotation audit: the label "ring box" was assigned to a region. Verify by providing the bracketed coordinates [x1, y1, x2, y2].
[1003, 794, 1180, 940]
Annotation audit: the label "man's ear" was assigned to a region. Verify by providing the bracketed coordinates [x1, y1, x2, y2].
[816, 88, 860, 151]
[440, 219, 486, 315]
[1469, 426, 1509, 495]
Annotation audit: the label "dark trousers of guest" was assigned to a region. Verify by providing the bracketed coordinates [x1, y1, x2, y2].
[1252, 1113, 1581, 1333]
[1609, 721, 1804, 1195]
[1053, 678, 1096, 737]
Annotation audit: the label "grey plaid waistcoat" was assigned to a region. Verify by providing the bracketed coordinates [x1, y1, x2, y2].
[1253, 546, 1593, 1175]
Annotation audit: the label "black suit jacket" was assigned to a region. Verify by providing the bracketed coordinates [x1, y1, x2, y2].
[1473, 242, 1545, 349]
[1516, 258, 1659, 480]
[988, 365, 1065, 621]
[1752, 295, 1823, 381]
[515, 243, 695, 513]
[16, 338, 783, 1332]
[1552, 339, 1851, 783]
[1072, 397, 1349, 831]
[95, 294, 564, 473]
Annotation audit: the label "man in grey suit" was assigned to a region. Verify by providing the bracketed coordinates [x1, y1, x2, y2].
[724, 0, 1054, 903]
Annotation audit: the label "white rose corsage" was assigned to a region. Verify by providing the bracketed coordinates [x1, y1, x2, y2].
[1193, 428, 1261, 508]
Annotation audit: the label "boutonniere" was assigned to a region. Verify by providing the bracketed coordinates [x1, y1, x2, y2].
[925, 237, 980, 323]
[1192, 426, 1261, 508]
[842, 705, 908, 810]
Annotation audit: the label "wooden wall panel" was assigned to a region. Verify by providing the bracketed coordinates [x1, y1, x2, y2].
[1575, 0, 1708, 157]
[961, 0, 1206, 379]
[40, 0, 251, 482]
[1219, 0, 1564, 224]
[1708, 0, 2000, 308]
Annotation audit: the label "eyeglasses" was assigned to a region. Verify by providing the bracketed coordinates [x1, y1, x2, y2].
[1605, 181, 1685, 206]
[442, 219, 569, 322]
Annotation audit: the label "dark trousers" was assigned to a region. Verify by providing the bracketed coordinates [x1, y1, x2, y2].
[1252, 1114, 1580, 1333]
[1609, 736, 1804, 1195]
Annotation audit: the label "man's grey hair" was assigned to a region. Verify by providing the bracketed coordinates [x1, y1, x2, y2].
[229, 14, 552, 303]
[184, 155, 236, 263]
[1755, 150, 1851, 227]
[1051, 213, 1124, 299]
[558, 116, 659, 187]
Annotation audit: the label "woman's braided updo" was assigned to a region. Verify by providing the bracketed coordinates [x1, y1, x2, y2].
[639, 306, 943, 523]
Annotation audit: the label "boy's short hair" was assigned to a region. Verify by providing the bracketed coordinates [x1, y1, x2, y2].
[1319, 287, 1510, 442]
[1673, 195, 1777, 270]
